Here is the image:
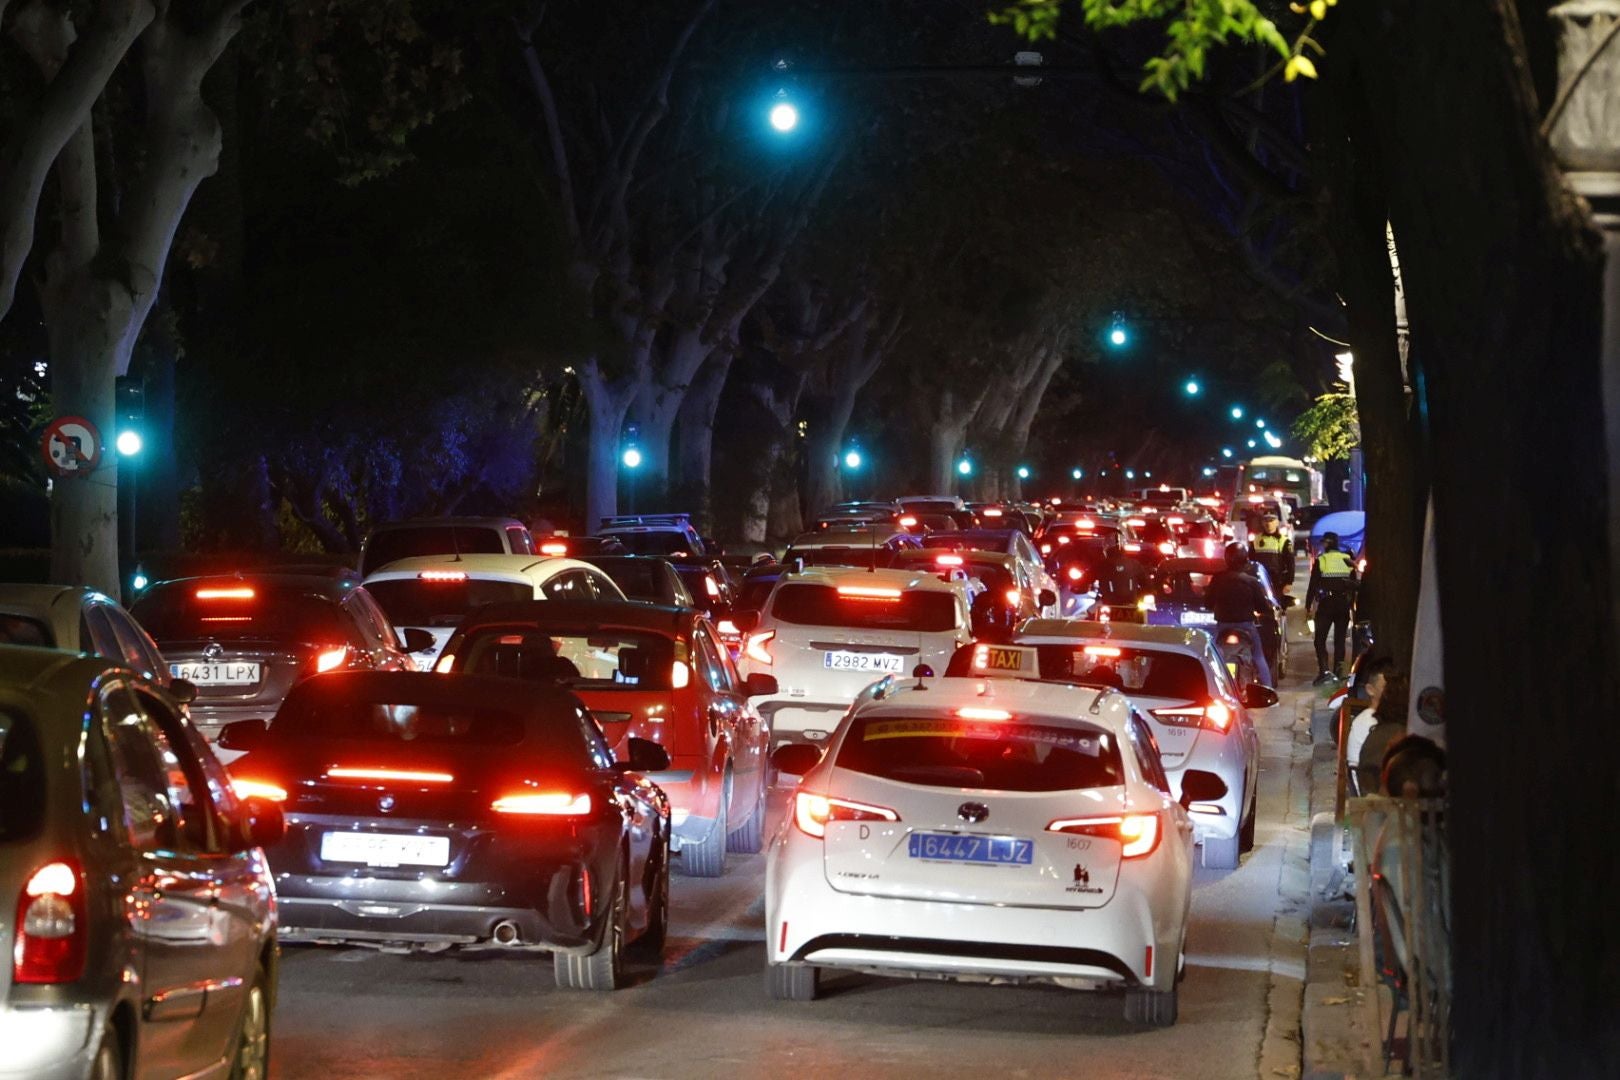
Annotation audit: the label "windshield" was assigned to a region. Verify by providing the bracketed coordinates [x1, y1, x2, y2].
[0, 710, 45, 842]
[366, 578, 534, 628]
[0, 613, 53, 647]
[362, 526, 504, 574]
[923, 531, 1011, 554]
[1029, 644, 1210, 699]
[591, 560, 674, 603]
[602, 531, 694, 556]
[133, 584, 355, 645]
[770, 584, 958, 632]
[837, 714, 1123, 792]
[456, 627, 677, 690]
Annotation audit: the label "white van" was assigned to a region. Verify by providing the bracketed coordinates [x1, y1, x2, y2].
[737, 566, 972, 748]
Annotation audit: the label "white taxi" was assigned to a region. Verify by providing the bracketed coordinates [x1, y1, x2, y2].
[736, 566, 972, 749]
[1006, 621, 1273, 869]
[765, 675, 1196, 1025]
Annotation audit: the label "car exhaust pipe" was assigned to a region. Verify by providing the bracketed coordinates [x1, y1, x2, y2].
[492, 920, 521, 946]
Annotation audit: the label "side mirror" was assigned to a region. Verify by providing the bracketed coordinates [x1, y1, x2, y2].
[742, 672, 778, 697]
[168, 678, 198, 705]
[1179, 768, 1229, 809]
[730, 610, 760, 635]
[771, 743, 822, 777]
[217, 719, 267, 752]
[1037, 589, 1057, 609]
[1243, 684, 1280, 709]
[232, 797, 286, 852]
[623, 736, 671, 773]
[400, 627, 436, 653]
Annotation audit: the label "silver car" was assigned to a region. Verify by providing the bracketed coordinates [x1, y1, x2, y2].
[0, 647, 284, 1079]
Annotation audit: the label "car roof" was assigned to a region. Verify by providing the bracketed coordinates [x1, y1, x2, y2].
[855, 676, 1130, 732]
[362, 554, 591, 582]
[144, 572, 356, 600]
[455, 599, 693, 636]
[788, 525, 907, 546]
[0, 583, 105, 616]
[776, 566, 962, 594]
[0, 643, 111, 694]
[1015, 618, 1214, 654]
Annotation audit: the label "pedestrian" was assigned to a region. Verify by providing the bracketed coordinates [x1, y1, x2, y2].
[1206, 542, 1275, 686]
[1307, 531, 1359, 684]
[1356, 674, 1410, 796]
[1344, 655, 1397, 771]
[1251, 514, 1294, 591]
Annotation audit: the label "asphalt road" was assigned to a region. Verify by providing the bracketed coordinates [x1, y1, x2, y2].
[270, 619, 1317, 1080]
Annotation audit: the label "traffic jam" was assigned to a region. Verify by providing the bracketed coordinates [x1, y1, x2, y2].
[0, 488, 1323, 1077]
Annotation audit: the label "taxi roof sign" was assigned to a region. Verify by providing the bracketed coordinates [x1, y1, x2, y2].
[970, 643, 1040, 677]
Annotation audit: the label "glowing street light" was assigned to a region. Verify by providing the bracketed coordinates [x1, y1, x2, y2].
[1016, 465, 1031, 480]
[957, 458, 973, 476]
[1230, 405, 1245, 420]
[1183, 379, 1200, 396]
[621, 446, 643, 469]
[1263, 429, 1284, 449]
[1125, 469, 1136, 480]
[1221, 447, 1234, 459]
[116, 431, 143, 457]
[1255, 417, 1267, 429]
[1246, 438, 1258, 449]
[769, 99, 799, 133]
[843, 449, 862, 469]
[1106, 311, 1129, 348]
[1071, 467, 1083, 480]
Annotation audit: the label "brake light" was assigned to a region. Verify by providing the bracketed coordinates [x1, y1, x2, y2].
[1067, 566, 1084, 582]
[196, 587, 254, 600]
[230, 777, 289, 802]
[1167, 516, 1184, 526]
[899, 516, 918, 528]
[314, 646, 349, 673]
[1083, 645, 1122, 658]
[983, 508, 1003, 517]
[1122, 542, 1143, 553]
[1040, 544, 1052, 554]
[957, 707, 1011, 721]
[672, 660, 691, 689]
[1158, 542, 1177, 556]
[13, 860, 86, 984]
[704, 575, 721, 598]
[744, 630, 775, 665]
[326, 767, 455, 784]
[1126, 518, 1147, 528]
[1151, 702, 1234, 732]
[435, 653, 455, 673]
[1046, 813, 1161, 858]
[418, 570, 468, 583]
[793, 792, 899, 839]
[936, 554, 964, 567]
[492, 792, 593, 816]
[1004, 589, 1022, 607]
[716, 619, 740, 637]
[540, 541, 568, 556]
[1203, 539, 1217, 558]
[1077, 518, 1095, 530]
[1248, 494, 1264, 504]
[1057, 535, 1071, 545]
[837, 585, 901, 600]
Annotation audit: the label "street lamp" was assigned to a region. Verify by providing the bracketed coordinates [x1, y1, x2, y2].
[1221, 447, 1234, 459]
[769, 98, 799, 133]
[957, 458, 973, 476]
[1125, 469, 1136, 480]
[1183, 379, 1200, 396]
[1247, 438, 1258, 449]
[1263, 430, 1284, 449]
[621, 446, 643, 469]
[1255, 418, 1267, 429]
[1016, 465, 1030, 480]
[1071, 467, 1083, 480]
[843, 449, 862, 470]
[116, 431, 142, 457]
[1106, 311, 1129, 348]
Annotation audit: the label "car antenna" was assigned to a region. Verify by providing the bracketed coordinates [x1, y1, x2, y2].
[869, 525, 877, 573]
[452, 525, 462, 562]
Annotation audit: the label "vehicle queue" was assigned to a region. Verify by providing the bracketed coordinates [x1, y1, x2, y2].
[0, 491, 1318, 1078]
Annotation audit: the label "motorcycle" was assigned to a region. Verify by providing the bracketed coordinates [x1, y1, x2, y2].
[1217, 627, 1259, 687]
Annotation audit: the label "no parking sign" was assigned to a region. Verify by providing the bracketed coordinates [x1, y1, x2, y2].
[40, 415, 103, 478]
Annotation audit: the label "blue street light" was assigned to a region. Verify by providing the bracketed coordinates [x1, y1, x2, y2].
[131, 569, 149, 591]
[844, 449, 862, 470]
[1016, 465, 1030, 480]
[769, 97, 799, 133]
[1144, 470, 1153, 478]
[1125, 469, 1136, 480]
[1221, 447, 1234, 459]
[1230, 405, 1244, 420]
[1184, 379, 1200, 396]
[1247, 438, 1258, 449]
[621, 446, 643, 469]
[957, 458, 973, 476]
[1106, 311, 1129, 348]
[1255, 418, 1267, 429]
[1071, 467, 1083, 480]
[116, 431, 143, 456]
[1263, 430, 1284, 449]
[1202, 467, 1216, 477]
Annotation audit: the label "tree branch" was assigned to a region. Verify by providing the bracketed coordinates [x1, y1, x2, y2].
[513, 3, 580, 246]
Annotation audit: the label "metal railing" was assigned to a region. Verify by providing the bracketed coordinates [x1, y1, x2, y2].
[1347, 795, 1451, 1077]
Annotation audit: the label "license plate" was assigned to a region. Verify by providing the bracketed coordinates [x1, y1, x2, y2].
[320, 832, 451, 869]
[823, 651, 905, 673]
[1179, 610, 1217, 626]
[907, 832, 1033, 865]
[170, 661, 261, 686]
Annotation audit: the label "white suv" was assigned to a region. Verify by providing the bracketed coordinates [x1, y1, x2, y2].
[737, 567, 972, 748]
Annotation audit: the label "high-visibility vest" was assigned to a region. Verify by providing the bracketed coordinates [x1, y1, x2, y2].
[1318, 550, 1355, 578]
[1254, 533, 1288, 554]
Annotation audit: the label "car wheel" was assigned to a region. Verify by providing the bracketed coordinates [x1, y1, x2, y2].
[1123, 984, 1179, 1027]
[726, 784, 765, 854]
[229, 966, 271, 1080]
[1202, 832, 1240, 870]
[765, 961, 820, 1001]
[89, 1029, 123, 1080]
[631, 833, 670, 960]
[680, 786, 729, 878]
[1239, 784, 1257, 853]
[554, 859, 627, 991]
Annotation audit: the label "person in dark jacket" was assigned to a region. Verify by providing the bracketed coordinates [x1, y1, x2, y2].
[1207, 542, 1275, 686]
[1093, 543, 1150, 604]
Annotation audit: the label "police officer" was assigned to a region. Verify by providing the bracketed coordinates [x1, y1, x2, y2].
[1307, 531, 1359, 684]
[1251, 514, 1294, 590]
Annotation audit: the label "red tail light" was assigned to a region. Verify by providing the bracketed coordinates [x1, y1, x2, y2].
[540, 541, 569, 556]
[418, 570, 468, 583]
[491, 792, 592, 816]
[1067, 566, 1084, 582]
[744, 629, 775, 665]
[231, 776, 289, 802]
[1158, 542, 1177, 556]
[1151, 702, 1234, 732]
[793, 792, 899, 839]
[196, 586, 254, 600]
[13, 860, 86, 984]
[327, 767, 455, 784]
[1046, 813, 1162, 858]
[314, 646, 350, 673]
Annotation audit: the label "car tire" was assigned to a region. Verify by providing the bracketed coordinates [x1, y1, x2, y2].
[1239, 785, 1257, 853]
[229, 966, 271, 1080]
[1123, 984, 1178, 1027]
[766, 961, 820, 1001]
[727, 784, 765, 854]
[680, 787, 729, 878]
[89, 1029, 123, 1080]
[554, 860, 627, 991]
[632, 833, 670, 960]
[1202, 832, 1240, 870]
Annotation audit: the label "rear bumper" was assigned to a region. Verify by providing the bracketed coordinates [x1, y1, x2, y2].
[0, 1003, 102, 1079]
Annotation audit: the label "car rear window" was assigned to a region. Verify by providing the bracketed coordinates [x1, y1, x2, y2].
[362, 526, 505, 574]
[132, 585, 355, 645]
[736, 577, 777, 611]
[457, 628, 676, 690]
[366, 578, 534, 628]
[1031, 644, 1210, 699]
[771, 584, 958, 633]
[786, 547, 899, 570]
[593, 561, 672, 603]
[271, 696, 562, 754]
[604, 532, 693, 556]
[837, 714, 1123, 792]
[0, 711, 46, 841]
[0, 614, 53, 647]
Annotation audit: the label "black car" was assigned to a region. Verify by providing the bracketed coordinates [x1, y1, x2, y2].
[581, 555, 696, 608]
[219, 671, 672, 990]
[132, 574, 428, 745]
